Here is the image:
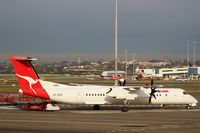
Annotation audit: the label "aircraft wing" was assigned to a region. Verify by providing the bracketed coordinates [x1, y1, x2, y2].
[68, 83, 149, 88]
[127, 85, 164, 88]
[106, 87, 139, 100]
[68, 83, 102, 86]
[123, 87, 137, 91]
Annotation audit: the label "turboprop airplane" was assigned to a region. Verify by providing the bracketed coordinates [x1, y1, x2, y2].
[136, 68, 154, 80]
[9, 57, 198, 112]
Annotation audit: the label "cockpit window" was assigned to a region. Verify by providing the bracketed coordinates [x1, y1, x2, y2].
[183, 91, 188, 95]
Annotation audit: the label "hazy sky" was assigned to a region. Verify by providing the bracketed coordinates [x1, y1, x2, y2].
[0, 0, 200, 62]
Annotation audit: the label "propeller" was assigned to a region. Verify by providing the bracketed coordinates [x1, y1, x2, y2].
[149, 79, 157, 103]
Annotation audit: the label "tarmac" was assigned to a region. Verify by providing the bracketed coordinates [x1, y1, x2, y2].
[0, 105, 200, 133]
[0, 92, 199, 133]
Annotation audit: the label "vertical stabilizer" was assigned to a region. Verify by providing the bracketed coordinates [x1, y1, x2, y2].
[10, 57, 49, 99]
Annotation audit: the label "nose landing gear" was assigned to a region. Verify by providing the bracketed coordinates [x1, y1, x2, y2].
[121, 100, 130, 112]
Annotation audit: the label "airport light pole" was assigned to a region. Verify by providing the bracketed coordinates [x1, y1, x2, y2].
[114, 0, 118, 86]
[125, 50, 128, 79]
[186, 40, 190, 67]
[193, 41, 200, 67]
[193, 41, 197, 67]
[132, 53, 136, 80]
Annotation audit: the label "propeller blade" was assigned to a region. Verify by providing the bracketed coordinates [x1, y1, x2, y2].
[152, 88, 156, 93]
[149, 96, 152, 103]
[149, 81, 157, 103]
[152, 93, 156, 99]
[151, 79, 154, 86]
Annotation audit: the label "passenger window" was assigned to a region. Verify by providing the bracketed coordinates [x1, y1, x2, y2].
[86, 94, 88, 96]
[100, 94, 102, 96]
[89, 94, 91, 96]
[165, 94, 167, 96]
[92, 94, 94, 96]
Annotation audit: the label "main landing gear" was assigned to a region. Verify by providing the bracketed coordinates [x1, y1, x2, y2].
[121, 106, 129, 112]
[185, 105, 191, 110]
[93, 104, 100, 110]
[160, 104, 165, 109]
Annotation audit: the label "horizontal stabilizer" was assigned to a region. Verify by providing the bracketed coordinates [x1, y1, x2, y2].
[9, 57, 37, 61]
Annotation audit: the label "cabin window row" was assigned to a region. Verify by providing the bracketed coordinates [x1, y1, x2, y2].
[156, 94, 168, 96]
[86, 94, 105, 96]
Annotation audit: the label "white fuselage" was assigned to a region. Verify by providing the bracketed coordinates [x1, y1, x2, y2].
[40, 80, 198, 106]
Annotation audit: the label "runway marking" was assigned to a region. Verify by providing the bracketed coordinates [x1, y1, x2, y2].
[0, 119, 149, 127]
[112, 123, 199, 133]
[0, 110, 200, 122]
[0, 106, 18, 110]
[0, 117, 198, 126]
[0, 131, 30, 133]
[0, 118, 199, 131]
[65, 109, 200, 114]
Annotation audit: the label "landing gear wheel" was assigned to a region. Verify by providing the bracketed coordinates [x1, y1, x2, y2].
[93, 105, 100, 110]
[186, 105, 191, 110]
[160, 104, 165, 109]
[121, 106, 129, 112]
[42, 105, 46, 111]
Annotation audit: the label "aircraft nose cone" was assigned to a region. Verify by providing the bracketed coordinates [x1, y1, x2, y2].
[190, 96, 198, 106]
[193, 97, 198, 104]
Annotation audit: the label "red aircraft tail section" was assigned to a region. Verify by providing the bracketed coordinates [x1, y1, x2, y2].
[9, 57, 49, 99]
[137, 68, 143, 79]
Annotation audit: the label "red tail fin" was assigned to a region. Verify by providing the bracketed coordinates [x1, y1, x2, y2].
[137, 68, 143, 78]
[10, 57, 49, 99]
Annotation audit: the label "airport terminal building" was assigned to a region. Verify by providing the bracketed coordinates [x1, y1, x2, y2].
[139, 67, 200, 80]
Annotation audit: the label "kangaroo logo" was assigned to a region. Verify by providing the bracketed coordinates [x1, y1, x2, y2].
[16, 74, 38, 95]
